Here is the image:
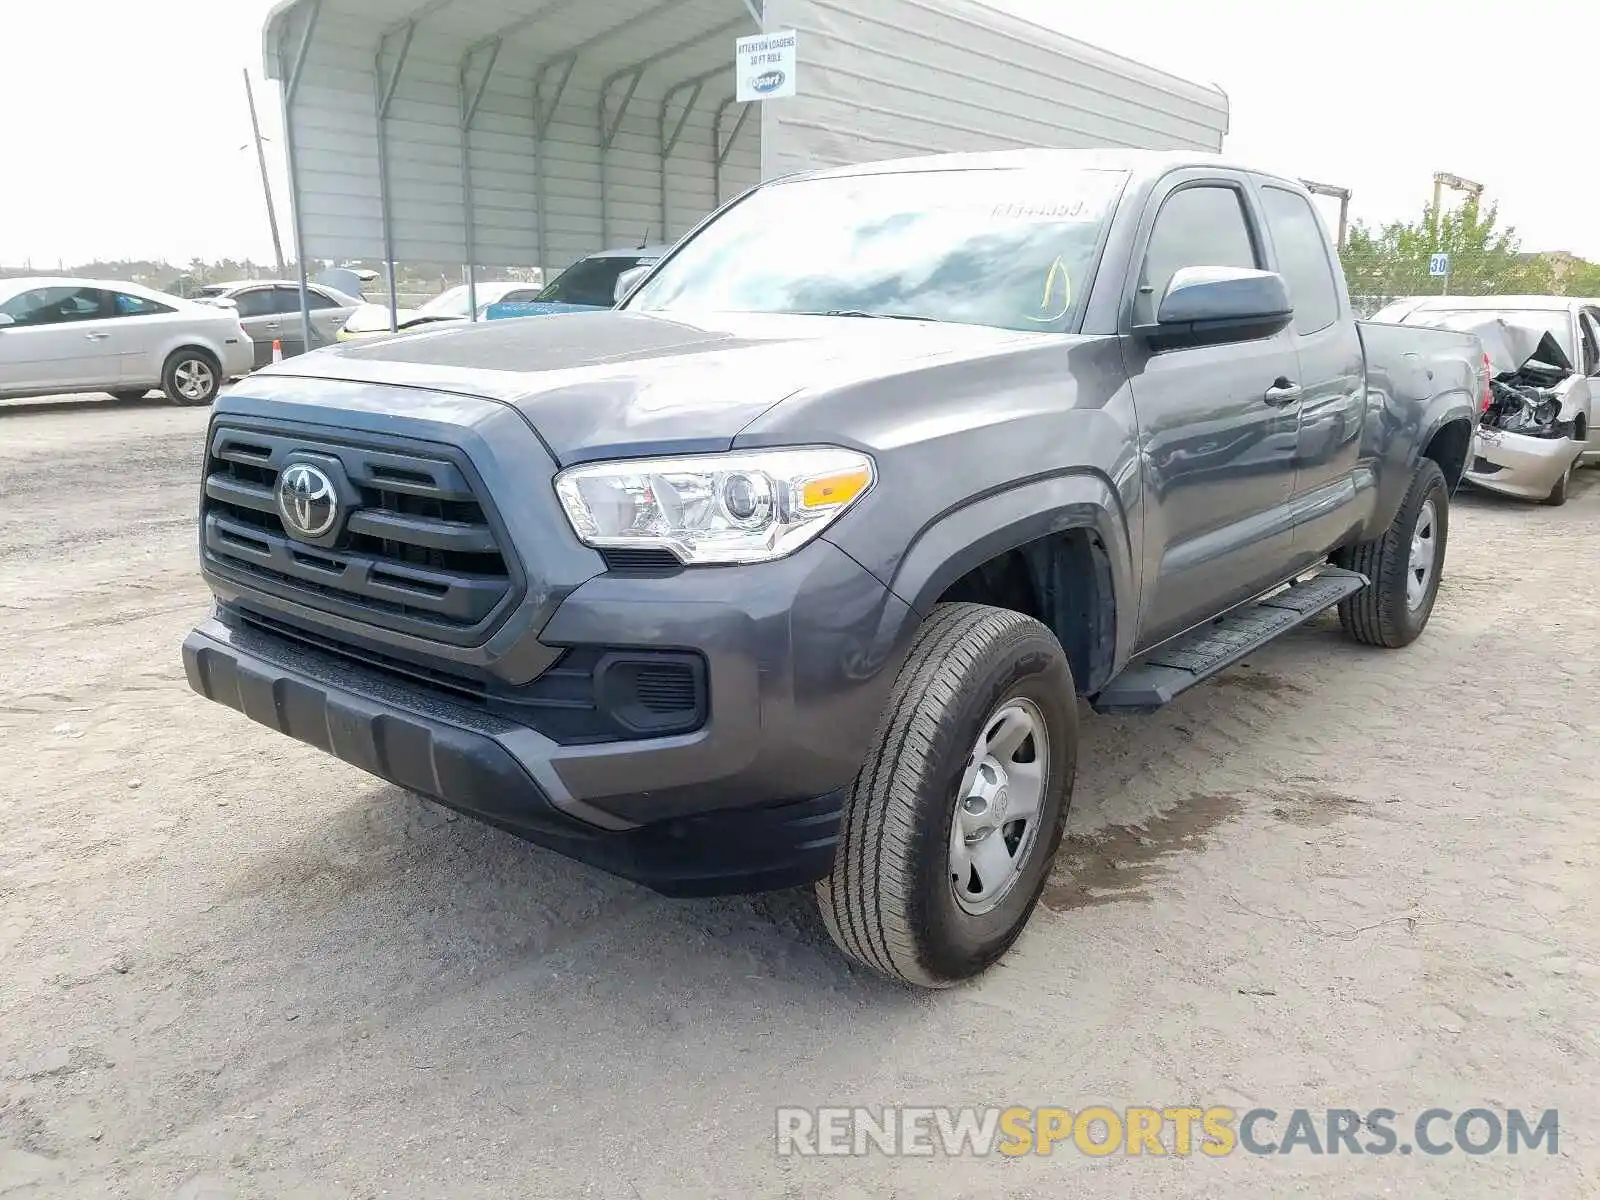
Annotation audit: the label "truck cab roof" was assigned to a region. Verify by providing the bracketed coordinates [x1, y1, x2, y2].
[794, 148, 1308, 193]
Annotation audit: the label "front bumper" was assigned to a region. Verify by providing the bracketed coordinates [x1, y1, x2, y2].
[1464, 427, 1580, 501]
[183, 616, 849, 896]
[185, 535, 918, 896]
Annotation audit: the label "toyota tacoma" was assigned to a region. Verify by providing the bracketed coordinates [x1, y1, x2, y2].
[183, 150, 1484, 987]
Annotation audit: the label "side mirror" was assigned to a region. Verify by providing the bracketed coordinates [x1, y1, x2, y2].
[1137, 266, 1293, 351]
[0, 313, 14, 329]
[613, 265, 651, 305]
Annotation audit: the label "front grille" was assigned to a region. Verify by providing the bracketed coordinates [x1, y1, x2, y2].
[202, 425, 518, 644]
[232, 607, 706, 744]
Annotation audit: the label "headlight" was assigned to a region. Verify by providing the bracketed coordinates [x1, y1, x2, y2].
[554, 447, 875, 565]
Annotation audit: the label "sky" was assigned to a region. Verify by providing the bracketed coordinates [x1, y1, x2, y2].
[1, 0, 1596, 267]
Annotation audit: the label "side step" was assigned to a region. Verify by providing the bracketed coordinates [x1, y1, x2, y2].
[1091, 566, 1368, 715]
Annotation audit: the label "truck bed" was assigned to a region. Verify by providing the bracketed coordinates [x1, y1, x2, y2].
[1357, 319, 1485, 409]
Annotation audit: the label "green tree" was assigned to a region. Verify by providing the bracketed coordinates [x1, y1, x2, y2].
[1562, 259, 1600, 298]
[1340, 197, 1555, 307]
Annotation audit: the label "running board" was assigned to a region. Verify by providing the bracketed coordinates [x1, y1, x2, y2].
[1091, 567, 1368, 715]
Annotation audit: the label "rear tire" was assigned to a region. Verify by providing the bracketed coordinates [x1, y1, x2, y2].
[1542, 455, 1574, 507]
[815, 602, 1077, 987]
[161, 348, 221, 406]
[1333, 457, 1448, 648]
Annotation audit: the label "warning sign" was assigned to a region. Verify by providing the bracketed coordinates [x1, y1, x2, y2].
[736, 29, 797, 102]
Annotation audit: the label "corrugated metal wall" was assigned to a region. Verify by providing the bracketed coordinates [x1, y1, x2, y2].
[760, 0, 1229, 178]
[267, 0, 761, 270]
[266, 0, 1229, 270]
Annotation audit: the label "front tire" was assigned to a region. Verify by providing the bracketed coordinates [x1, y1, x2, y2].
[816, 603, 1077, 987]
[1334, 457, 1448, 648]
[161, 348, 221, 406]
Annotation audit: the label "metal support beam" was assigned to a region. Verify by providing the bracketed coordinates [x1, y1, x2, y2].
[374, 20, 417, 331]
[659, 65, 727, 240]
[597, 71, 645, 248]
[532, 55, 577, 279]
[608, 15, 750, 84]
[597, 8, 753, 248]
[278, 0, 323, 355]
[524, 0, 637, 247]
[379, 0, 462, 38]
[458, 37, 503, 320]
[533, 0, 693, 80]
[466, 0, 589, 52]
[711, 97, 752, 208]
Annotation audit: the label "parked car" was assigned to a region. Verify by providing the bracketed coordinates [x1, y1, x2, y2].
[1371, 295, 1600, 503]
[191, 279, 364, 369]
[483, 246, 670, 320]
[0, 277, 252, 405]
[336, 281, 535, 341]
[182, 149, 1484, 986]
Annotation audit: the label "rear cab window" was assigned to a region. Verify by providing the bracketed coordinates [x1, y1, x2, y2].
[1258, 185, 1340, 334]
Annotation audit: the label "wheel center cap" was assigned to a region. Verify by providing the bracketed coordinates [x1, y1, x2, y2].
[992, 785, 1009, 821]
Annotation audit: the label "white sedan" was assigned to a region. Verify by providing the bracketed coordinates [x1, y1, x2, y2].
[0, 277, 254, 405]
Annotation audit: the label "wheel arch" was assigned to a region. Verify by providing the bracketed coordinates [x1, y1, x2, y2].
[1422, 413, 1474, 494]
[883, 470, 1136, 694]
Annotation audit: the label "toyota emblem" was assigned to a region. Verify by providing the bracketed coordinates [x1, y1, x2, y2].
[276, 462, 339, 540]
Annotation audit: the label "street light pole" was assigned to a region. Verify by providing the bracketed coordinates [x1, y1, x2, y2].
[244, 68, 288, 278]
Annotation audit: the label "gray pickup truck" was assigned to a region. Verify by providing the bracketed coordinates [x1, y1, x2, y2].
[183, 150, 1484, 987]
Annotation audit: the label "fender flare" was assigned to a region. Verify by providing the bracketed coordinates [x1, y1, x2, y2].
[1388, 399, 1477, 519]
[885, 469, 1138, 674]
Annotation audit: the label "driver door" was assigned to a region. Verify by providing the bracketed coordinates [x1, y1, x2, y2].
[1121, 175, 1304, 648]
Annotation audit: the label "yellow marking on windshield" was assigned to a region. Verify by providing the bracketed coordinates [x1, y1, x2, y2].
[1028, 256, 1072, 323]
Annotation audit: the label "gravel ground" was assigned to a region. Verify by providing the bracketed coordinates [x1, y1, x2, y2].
[2, 394, 1598, 1198]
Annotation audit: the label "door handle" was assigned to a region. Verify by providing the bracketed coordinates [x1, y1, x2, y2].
[1263, 378, 1303, 406]
[84, 332, 109, 341]
[264, 322, 280, 330]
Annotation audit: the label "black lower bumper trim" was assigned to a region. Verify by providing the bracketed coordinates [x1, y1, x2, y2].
[182, 626, 841, 897]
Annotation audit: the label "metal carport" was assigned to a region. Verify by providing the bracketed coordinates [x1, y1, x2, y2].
[262, 0, 1229, 337]
[263, 0, 766, 329]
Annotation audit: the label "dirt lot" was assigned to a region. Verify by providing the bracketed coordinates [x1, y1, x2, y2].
[2, 394, 1598, 1199]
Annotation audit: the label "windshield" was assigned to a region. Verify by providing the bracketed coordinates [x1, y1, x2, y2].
[1412, 308, 1574, 365]
[626, 166, 1127, 331]
[418, 285, 471, 317]
[537, 256, 649, 307]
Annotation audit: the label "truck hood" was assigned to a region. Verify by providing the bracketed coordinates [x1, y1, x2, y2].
[251, 309, 1047, 463]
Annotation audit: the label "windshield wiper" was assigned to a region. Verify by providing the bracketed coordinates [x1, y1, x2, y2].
[809, 309, 935, 322]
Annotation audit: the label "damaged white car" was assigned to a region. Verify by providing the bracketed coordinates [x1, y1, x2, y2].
[1372, 296, 1599, 505]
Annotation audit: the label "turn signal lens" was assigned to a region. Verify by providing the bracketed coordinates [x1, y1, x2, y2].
[800, 466, 873, 510]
